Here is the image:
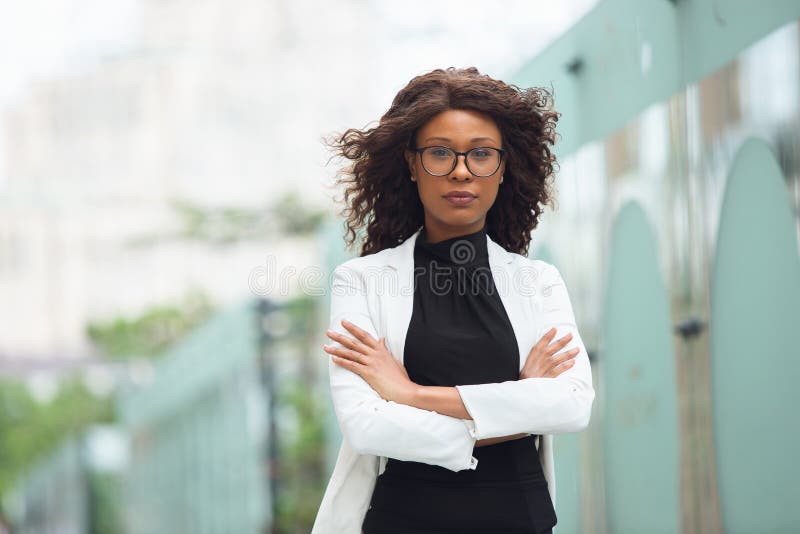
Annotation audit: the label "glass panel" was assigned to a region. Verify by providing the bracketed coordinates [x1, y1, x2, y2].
[709, 138, 800, 532]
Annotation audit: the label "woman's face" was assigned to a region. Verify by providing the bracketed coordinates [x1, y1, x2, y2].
[405, 108, 505, 242]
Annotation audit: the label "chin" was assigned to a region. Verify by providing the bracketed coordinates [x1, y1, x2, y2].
[434, 212, 482, 227]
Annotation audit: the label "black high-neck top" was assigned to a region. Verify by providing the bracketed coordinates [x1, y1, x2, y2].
[382, 223, 545, 483]
[403, 223, 519, 389]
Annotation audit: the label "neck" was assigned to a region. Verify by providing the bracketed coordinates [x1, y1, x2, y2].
[421, 218, 486, 244]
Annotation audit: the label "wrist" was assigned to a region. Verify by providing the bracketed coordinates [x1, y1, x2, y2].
[401, 382, 423, 407]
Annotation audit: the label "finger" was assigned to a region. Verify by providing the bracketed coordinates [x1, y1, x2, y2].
[327, 329, 370, 354]
[529, 327, 558, 356]
[544, 360, 571, 378]
[526, 329, 570, 367]
[537, 327, 558, 346]
[341, 319, 379, 349]
[544, 332, 574, 357]
[330, 354, 367, 376]
[552, 358, 577, 377]
[545, 348, 579, 376]
[549, 346, 579, 368]
[323, 344, 368, 365]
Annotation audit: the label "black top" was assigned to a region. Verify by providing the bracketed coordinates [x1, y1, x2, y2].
[364, 223, 557, 532]
[382, 222, 545, 484]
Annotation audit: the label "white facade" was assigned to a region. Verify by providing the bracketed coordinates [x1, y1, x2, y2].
[0, 0, 595, 360]
[0, 0, 374, 359]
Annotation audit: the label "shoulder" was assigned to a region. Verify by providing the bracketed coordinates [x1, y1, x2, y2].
[508, 252, 561, 282]
[499, 253, 569, 302]
[332, 232, 413, 276]
[332, 248, 392, 275]
[486, 237, 560, 282]
[330, 247, 399, 294]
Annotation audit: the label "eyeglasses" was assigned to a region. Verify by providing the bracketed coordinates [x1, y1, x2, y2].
[411, 145, 506, 177]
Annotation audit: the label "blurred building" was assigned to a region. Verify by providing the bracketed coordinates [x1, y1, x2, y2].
[0, 0, 374, 361]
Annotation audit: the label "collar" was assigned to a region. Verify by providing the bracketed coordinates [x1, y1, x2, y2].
[382, 226, 514, 271]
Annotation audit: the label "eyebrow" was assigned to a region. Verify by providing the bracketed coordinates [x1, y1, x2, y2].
[423, 136, 499, 144]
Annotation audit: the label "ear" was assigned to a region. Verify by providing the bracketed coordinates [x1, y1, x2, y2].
[498, 155, 507, 179]
[404, 148, 416, 175]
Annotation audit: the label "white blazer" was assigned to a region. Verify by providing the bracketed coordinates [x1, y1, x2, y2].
[312, 227, 595, 534]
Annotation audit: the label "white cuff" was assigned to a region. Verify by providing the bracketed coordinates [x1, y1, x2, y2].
[462, 418, 478, 439]
[462, 419, 479, 469]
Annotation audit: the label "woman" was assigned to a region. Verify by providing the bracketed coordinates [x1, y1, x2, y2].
[314, 67, 595, 533]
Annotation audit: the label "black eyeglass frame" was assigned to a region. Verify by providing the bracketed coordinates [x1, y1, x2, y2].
[411, 145, 507, 177]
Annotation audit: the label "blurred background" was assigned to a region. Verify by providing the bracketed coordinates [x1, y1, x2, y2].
[0, 0, 798, 533]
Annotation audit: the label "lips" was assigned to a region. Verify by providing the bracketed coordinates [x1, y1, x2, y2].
[443, 191, 477, 198]
[442, 191, 477, 206]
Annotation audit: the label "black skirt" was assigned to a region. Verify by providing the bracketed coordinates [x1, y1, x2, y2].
[361, 435, 557, 533]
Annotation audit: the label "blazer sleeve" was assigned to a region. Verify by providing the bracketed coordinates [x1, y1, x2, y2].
[454, 262, 595, 440]
[327, 264, 479, 472]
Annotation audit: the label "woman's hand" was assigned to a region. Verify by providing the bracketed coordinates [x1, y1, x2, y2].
[520, 327, 579, 379]
[324, 319, 418, 404]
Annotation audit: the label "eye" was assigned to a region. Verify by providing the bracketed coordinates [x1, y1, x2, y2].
[470, 149, 491, 159]
[429, 147, 452, 158]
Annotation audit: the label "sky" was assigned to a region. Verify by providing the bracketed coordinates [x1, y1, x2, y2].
[367, 0, 597, 114]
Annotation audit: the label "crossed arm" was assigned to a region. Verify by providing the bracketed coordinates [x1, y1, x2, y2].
[324, 263, 594, 472]
[384, 380, 533, 447]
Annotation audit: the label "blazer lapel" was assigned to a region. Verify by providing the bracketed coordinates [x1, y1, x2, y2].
[486, 235, 529, 373]
[381, 227, 421, 365]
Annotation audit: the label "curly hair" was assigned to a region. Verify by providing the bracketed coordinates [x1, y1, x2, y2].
[326, 66, 560, 257]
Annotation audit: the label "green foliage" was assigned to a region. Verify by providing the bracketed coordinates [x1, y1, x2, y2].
[269, 192, 326, 237]
[87, 471, 124, 534]
[3, 291, 328, 532]
[2, 291, 215, 520]
[281, 294, 320, 338]
[86, 291, 213, 359]
[0, 378, 113, 497]
[272, 382, 327, 533]
[169, 199, 267, 244]
[126, 191, 327, 247]
[268, 295, 327, 533]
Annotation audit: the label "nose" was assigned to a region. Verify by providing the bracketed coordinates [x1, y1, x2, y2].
[450, 154, 473, 180]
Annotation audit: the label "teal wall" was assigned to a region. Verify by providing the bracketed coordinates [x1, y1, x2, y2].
[3, 437, 89, 534]
[513, 0, 800, 157]
[510, 2, 800, 533]
[601, 201, 679, 534]
[117, 300, 270, 534]
[709, 139, 800, 532]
